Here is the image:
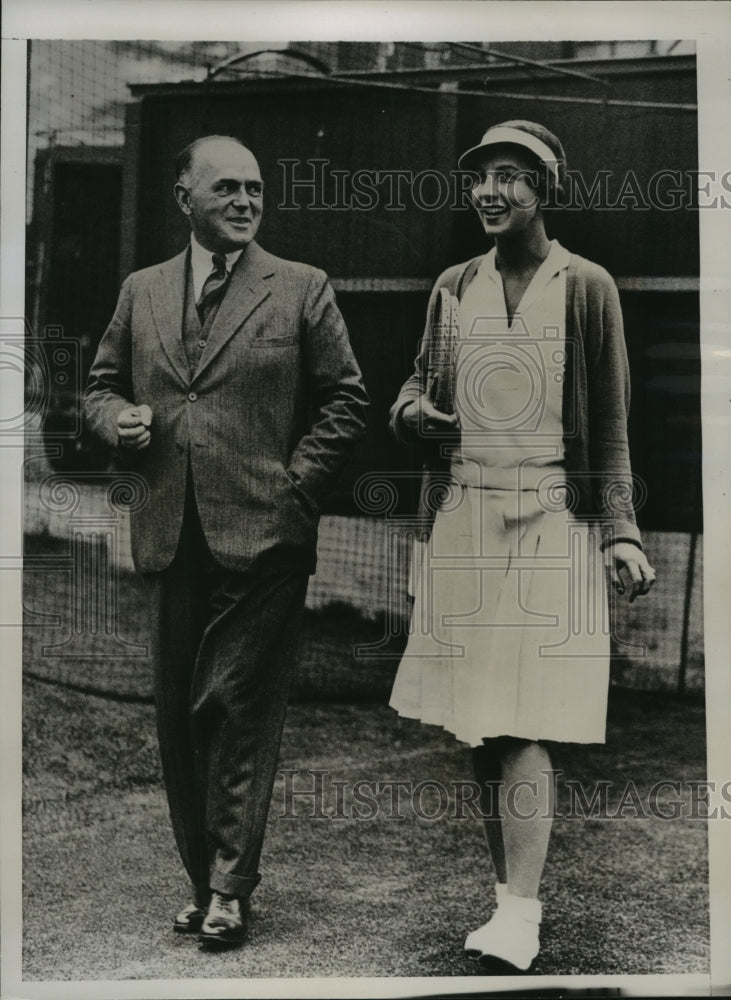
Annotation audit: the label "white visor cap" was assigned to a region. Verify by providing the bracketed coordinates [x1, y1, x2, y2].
[458, 125, 562, 184]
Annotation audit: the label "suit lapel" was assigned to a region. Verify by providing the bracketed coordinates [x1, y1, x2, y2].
[149, 248, 191, 386]
[193, 241, 275, 379]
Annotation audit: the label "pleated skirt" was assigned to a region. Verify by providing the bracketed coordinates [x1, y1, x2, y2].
[390, 486, 610, 745]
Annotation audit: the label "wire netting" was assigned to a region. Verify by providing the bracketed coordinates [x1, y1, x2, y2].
[26, 38, 696, 221]
[23, 479, 703, 701]
[28, 40, 259, 220]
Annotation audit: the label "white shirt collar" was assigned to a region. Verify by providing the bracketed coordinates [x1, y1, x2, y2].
[483, 239, 570, 282]
[189, 234, 244, 303]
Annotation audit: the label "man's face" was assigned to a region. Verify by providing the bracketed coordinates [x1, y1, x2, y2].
[175, 139, 263, 253]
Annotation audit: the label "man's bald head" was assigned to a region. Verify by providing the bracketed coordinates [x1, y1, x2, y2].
[175, 135, 254, 185]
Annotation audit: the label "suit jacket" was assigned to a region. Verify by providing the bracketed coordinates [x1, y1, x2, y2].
[84, 241, 369, 574]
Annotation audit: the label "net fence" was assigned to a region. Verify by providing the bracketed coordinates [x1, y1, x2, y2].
[23, 477, 703, 702]
[26, 38, 695, 221]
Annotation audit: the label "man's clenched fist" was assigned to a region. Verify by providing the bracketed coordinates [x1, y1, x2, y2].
[117, 404, 153, 450]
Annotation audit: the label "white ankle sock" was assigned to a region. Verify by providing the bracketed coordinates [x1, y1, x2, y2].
[464, 881, 508, 954]
[465, 892, 542, 970]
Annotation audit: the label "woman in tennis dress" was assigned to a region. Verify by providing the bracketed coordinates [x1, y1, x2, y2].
[389, 121, 656, 972]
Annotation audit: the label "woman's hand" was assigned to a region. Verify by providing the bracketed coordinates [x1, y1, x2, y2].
[604, 542, 656, 603]
[402, 394, 459, 435]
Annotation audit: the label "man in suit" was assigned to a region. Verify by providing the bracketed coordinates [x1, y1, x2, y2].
[84, 135, 369, 948]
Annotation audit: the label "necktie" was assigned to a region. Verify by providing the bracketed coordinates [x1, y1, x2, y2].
[197, 253, 229, 324]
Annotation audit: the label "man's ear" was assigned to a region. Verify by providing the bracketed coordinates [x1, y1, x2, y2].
[174, 182, 192, 215]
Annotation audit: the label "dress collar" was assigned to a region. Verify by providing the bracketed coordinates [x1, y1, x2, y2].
[482, 239, 570, 283]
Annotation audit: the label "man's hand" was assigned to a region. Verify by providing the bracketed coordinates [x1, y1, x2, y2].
[117, 404, 153, 451]
[604, 542, 656, 603]
[402, 394, 459, 435]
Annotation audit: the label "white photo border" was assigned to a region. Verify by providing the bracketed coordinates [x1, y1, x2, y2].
[2, 2, 729, 998]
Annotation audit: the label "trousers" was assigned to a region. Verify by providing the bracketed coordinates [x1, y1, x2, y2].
[146, 477, 309, 903]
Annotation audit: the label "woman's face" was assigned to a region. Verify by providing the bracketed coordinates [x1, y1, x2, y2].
[469, 144, 542, 239]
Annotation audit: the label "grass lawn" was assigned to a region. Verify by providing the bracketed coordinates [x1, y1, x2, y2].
[22, 673, 709, 982]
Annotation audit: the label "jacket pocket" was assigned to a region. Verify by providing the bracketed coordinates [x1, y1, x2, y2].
[252, 335, 297, 348]
[284, 468, 320, 516]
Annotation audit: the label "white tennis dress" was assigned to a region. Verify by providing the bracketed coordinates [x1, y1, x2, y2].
[390, 241, 610, 745]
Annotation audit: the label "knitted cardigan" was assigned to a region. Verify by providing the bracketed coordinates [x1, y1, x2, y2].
[389, 251, 643, 551]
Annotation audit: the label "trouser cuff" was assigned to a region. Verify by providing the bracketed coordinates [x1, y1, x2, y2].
[209, 868, 262, 900]
[193, 885, 212, 908]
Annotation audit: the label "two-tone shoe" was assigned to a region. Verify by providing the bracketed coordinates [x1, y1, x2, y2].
[173, 902, 207, 935]
[198, 891, 247, 949]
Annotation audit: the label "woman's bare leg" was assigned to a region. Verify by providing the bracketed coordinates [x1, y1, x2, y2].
[465, 737, 551, 969]
[471, 740, 507, 883]
[499, 738, 555, 898]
